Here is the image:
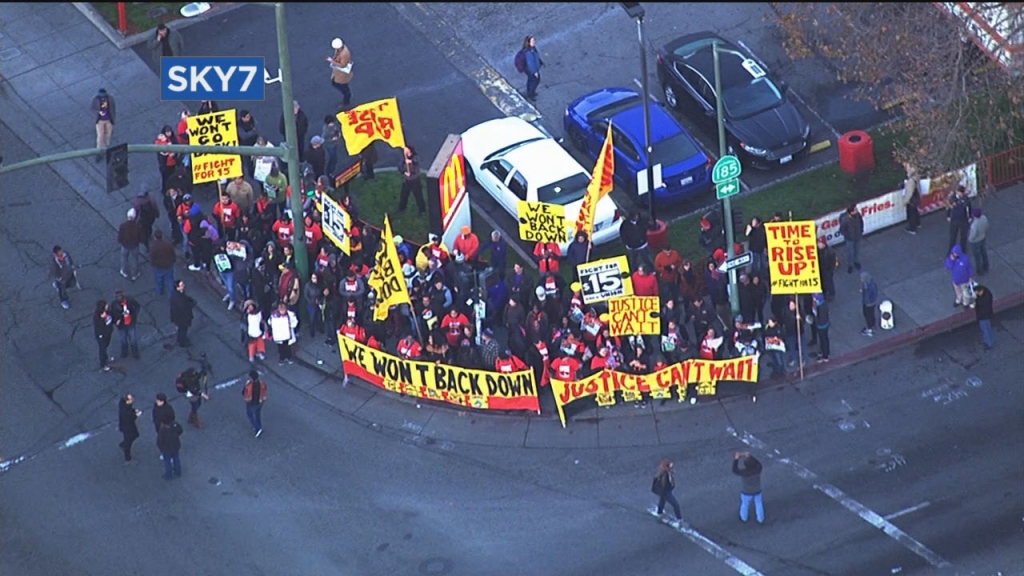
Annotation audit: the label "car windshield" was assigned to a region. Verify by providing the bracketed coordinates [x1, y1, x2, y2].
[651, 132, 701, 167]
[722, 77, 782, 118]
[537, 173, 590, 205]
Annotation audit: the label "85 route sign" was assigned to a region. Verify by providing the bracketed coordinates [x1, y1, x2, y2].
[712, 155, 742, 184]
[574, 255, 634, 305]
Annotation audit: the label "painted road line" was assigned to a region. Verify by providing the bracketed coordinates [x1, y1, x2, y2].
[884, 501, 931, 520]
[809, 140, 832, 154]
[727, 427, 952, 569]
[647, 508, 765, 576]
[0, 375, 248, 474]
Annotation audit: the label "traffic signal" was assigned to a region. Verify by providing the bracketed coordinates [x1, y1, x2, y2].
[106, 143, 129, 193]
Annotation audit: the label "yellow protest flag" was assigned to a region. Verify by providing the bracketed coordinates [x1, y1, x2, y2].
[367, 214, 411, 321]
[337, 97, 406, 156]
[575, 121, 615, 237]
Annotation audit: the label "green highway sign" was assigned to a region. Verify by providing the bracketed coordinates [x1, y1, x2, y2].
[716, 178, 739, 199]
[712, 155, 742, 184]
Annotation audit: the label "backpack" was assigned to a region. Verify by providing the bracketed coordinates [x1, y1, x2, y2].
[514, 49, 527, 74]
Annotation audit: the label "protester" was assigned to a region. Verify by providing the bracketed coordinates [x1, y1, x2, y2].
[118, 394, 141, 463]
[156, 419, 183, 480]
[974, 285, 994, 350]
[280, 100, 309, 164]
[859, 271, 879, 337]
[944, 245, 975, 308]
[93, 300, 115, 372]
[152, 393, 175, 433]
[745, 217, 768, 277]
[111, 289, 141, 360]
[50, 245, 79, 310]
[839, 204, 863, 274]
[269, 300, 299, 365]
[398, 145, 425, 214]
[242, 370, 268, 437]
[328, 38, 354, 108]
[117, 209, 143, 280]
[732, 452, 765, 524]
[170, 280, 196, 347]
[967, 207, 990, 275]
[812, 294, 831, 363]
[816, 237, 837, 301]
[147, 23, 183, 64]
[946, 185, 972, 252]
[517, 35, 544, 101]
[91, 88, 115, 153]
[620, 210, 653, 271]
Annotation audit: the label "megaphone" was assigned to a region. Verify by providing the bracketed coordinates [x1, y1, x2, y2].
[880, 299, 894, 330]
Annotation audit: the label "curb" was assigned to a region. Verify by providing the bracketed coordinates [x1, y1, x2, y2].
[71, 2, 246, 50]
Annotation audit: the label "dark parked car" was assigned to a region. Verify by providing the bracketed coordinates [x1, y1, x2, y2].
[656, 32, 811, 170]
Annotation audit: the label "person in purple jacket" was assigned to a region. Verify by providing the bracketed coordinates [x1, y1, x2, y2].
[944, 244, 975, 308]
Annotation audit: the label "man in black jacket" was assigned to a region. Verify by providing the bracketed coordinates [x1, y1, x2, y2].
[745, 217, 768, 278]
[816, 237, 837, 301]
[974, 284, 994, 350]
[156, 420, 183, 480]
[619, 210, 653, 271]
[169, 280, 196, 347]
[838, 204, 864, 274]
[118, 394, 140, 463]
[111, 289, 141, 359]
[152, 393, 175, 433]
[732, 452, 765, 524]
[279, 100, 309, 164]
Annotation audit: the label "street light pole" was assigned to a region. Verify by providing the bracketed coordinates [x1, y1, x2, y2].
[275, 1, 309, 279]
[713, 40, 740, 317]
[635, 15, 656, 225]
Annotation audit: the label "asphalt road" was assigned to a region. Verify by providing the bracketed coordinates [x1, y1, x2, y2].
[3, 102, 1021, 574]
[133, 2, 504, 174]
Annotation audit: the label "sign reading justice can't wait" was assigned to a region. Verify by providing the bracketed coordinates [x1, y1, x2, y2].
[764, 221, 821, 294]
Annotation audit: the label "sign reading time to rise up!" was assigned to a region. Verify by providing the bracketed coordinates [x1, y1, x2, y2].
[161, 57, 266, 101]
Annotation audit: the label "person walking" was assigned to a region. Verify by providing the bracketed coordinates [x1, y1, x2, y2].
[150, 230, 176, 298]
[328, 38, 354, 109]
[839, 204, 863, 273]
[620, 210, 653, 272]
[398, 145, 425, 214]
[946, 185, 972, 252]
[944, 244, 975, 308]
[974, 284, 994, 350]
[177, 368, 209, 429]
[118, 394, 141, 463]
[50, 245, 79, 310]
[156, 419, 183, 480]
[170, 280, 196, 348]
[90, 88, 116, 154]
[118, 208, 143, 280]
[812, 293, 830, 363]
[111, 289, 141, 360]
[516, 36, 544, 101]
[152, 392, 175, 433]
[269, 301, 299, 365]
[242, 370, 268, 438]
[967, 207, 990, 275]
[859, 271, 879, 337]
[650, 459, 683, 525]
[733, 451, 765, 524]
[93, 300, 115, 372]
[147, 23, 184, 65]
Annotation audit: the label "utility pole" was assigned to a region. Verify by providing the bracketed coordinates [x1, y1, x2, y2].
[713, 40, 740, 317]
[275, 2, 308, 279]
[635, 14, 656, 224]
[0, 144, 285, 175]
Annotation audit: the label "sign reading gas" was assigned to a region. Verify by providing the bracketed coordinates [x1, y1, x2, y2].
[161, 57, 266, 101]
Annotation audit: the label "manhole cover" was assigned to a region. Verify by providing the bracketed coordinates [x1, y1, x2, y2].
[418, 557, 453, 575]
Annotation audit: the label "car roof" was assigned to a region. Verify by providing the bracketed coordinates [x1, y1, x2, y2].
[502, 138, 587, 184]
[610, 103, 684, 146]
[665, 34, 756, 92]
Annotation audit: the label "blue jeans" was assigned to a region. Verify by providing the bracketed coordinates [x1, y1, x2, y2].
[765, 350, 785, 376]
[750, 251, 767, 277]
[526, 72, 540, 99]
[154, 266, 174, 297]
[979, 319, 994, 349]
[331, 79, 351, 106]
[219, 270, 237, 306]
[326, 145, 338, 177]
[657, 489, 682, 520]
[162, 452, 181, 479]
[970, 240, 989, 274]
[119, 325, 139, 357]
[740, 492, 765, 523]
[845, 239, 860, 268]
[246, 403, 263, 432]
[626, 246, 654, 273]
[785, 334, 807, 366]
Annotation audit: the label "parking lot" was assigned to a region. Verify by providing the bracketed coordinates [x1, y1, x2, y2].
[401, 2, 898, 222]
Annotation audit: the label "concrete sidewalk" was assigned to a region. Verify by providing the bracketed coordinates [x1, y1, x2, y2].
[1, 3, 1022, 450]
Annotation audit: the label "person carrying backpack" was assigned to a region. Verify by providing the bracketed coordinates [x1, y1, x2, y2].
[650, 459, 682, 525]
[515, 36, 544, 101]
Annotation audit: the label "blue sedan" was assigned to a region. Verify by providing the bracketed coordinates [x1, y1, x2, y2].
[564, 87, 712, 202]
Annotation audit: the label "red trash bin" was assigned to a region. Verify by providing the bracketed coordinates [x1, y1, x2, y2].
[838, 130, 875, 175]
[646, 219, 668, 251]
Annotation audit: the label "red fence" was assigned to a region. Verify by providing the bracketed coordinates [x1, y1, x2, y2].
[981, 145, 1024, 189]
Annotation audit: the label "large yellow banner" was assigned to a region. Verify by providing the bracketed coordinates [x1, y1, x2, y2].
[367, 214, 411, 320]
[337, 97, 406, 155]
[550, 357, 759, 426]
[187, 110, 243, 184]
[765, 221, 821, 294]
[338, 337, 540, 411]
[575, 122, 615, 237]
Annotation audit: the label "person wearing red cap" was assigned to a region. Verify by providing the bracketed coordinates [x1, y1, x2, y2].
[453, 225, 480, 261]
